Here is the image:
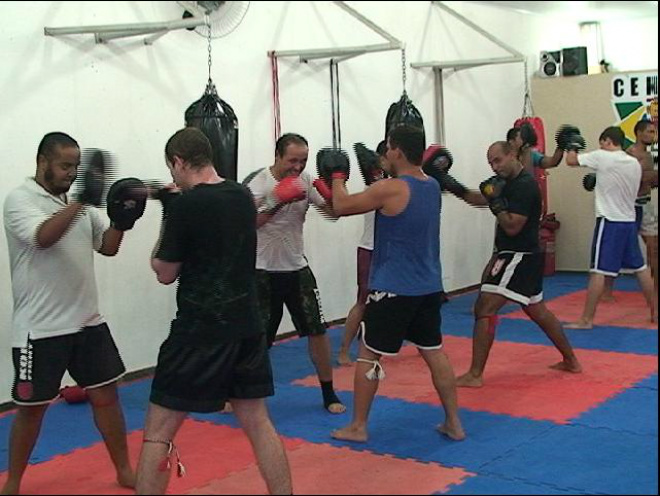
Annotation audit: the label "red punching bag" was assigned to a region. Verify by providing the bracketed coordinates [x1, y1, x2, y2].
[514, 116, 548, 216]
[514, 115, 559, 276]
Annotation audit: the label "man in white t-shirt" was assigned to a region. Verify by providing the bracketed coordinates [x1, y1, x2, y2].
[244, 133, 345, 414]
[565, 126, 657, 329]
[600, 119, 658, 302]
[1, 133, 136, 494]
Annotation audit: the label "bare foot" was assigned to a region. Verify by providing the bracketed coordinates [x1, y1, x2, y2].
[549, 359, 582, 374]
[456, 372, 483, 388]
[438, 422, 466, 441]
[1, 481, 19, 495]
[337, 351, 353, 367]
[565, 320, 593, 330]
[117, 468, 137, 489]
[327, 402, 347, 415]
[331, 425, 368, 443]
[220, 403, 234, 414]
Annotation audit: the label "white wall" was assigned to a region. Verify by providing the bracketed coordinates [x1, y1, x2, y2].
[530, 14, 659, 75]
[1, 1, 649, 404]
[600, 17, 659, 72]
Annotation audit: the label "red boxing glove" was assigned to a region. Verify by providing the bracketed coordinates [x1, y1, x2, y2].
[275, 176, 306, 203]
[313, 178, 332, 201]
[60, 386, 88, 404]
[263, 176, 306, 211]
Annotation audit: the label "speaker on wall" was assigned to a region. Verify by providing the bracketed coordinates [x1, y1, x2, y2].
[539, 50, 561, 78]
[562, 46, 588, 76]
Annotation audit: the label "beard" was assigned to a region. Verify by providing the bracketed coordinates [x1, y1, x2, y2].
[44, 166, 73, 195]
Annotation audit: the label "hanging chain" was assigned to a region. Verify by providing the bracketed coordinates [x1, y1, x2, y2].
[522, 57, 534, 117]
[401, 47, 407, 95]
[206, 14, 213, 84]
[523, 58, 530, 97]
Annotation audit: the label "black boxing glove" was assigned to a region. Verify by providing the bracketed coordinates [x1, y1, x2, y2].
[479, 176, 508, 216]
[75, 149, 108, 206]
[107, 178, 148, 231]
[583, 173, 597, 192]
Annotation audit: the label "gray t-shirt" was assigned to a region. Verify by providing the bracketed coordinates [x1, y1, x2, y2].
[245, 169, 325, 271]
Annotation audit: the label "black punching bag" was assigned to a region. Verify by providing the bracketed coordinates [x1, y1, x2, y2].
[185, 80, 239, 181]
[385, 92, 426, 147]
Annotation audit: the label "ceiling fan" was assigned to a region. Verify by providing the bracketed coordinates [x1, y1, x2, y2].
[44, 1, 250, 44]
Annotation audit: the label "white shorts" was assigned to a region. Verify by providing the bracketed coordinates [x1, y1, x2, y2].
[640, 202, 658, 237]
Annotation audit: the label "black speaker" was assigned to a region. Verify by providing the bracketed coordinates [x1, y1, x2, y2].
[539, 50, 561, 78]
[562, 46, 588, 76]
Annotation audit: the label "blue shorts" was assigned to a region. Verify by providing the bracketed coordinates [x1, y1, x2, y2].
[590, 218, 646, 276]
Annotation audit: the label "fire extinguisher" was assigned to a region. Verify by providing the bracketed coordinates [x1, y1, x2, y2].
[540, 214, 561, 276]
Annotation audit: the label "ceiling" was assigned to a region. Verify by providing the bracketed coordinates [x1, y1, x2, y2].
[465, 1, 658, 22]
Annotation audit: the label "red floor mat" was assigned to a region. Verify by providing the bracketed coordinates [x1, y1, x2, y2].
[503, 291, 657, 329]
[188, 443, 473, 495]
[0, 420, 305, 495]
[294, 336, 658, 423]
[0, 422, 472, 495]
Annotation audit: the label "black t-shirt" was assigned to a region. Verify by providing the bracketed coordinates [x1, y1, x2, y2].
[495, 171, 542, 253]
[156, 181, 263, 343]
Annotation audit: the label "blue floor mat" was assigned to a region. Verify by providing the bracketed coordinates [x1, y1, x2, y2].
[0, 273, 656, 495]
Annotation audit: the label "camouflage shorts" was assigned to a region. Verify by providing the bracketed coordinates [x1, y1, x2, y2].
[256, 266, 327, 347]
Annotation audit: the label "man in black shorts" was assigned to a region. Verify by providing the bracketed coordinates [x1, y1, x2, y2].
[456, 141, 582, 388]
[327, 125, 465, 443]
[136, 128, 291, 495]
[244, 133, 345, 414]
[2, 132, 136, 494]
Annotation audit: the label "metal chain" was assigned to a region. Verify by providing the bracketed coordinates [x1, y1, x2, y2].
[522, 57, 534, 117]
[206, 14, 212, 83]
[401, 47, 407, 95]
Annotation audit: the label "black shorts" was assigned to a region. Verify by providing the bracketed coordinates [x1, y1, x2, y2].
[256, 267, 327, 347]
[481, 251, 544, 306]
[12, 324, 126, 406]
[150, 333, 274, 413]
[362, 291, 443, 356]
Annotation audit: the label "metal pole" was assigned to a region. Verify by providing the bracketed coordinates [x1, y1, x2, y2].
[412, 56, 525, 70]
[273, 42, 401, 62]
[431, 1, 524, 58]
[333, 52, 367, 64]
[144, 31, 169, 45]
[332, 1, 401, 45]
[45, 17, 203, 36]
[95, 29, 164, 43]
[434, 68, 446, 145]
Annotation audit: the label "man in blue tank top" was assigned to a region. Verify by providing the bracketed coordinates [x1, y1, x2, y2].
[324, 125, 465, 443]
[456, 141, 582, 388]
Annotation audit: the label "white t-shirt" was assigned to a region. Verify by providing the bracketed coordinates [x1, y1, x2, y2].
[3, 179, 107, 347]
[358, 211, 375, 251]
[246, 169, 325, 271]
[578, 149, 641, 222]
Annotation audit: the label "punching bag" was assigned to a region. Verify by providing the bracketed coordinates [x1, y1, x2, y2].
[515, 116, 548, 216]
[385, 92, 426, 147]
[515, 115, 559, 276]
[185, 80, 239, 181]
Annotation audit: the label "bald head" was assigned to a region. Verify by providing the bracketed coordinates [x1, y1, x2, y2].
[487, 141, 520, 179]
[489, 141, 513, 156]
